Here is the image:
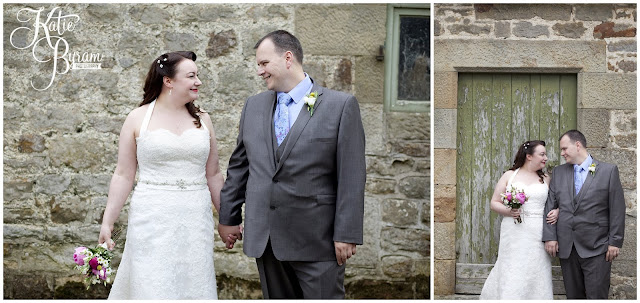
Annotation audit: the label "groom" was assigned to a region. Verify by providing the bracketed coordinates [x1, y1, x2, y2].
[542, 129, 625, 299]
[217, 30, 366, 299]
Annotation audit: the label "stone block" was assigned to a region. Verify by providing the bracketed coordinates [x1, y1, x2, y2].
[176, 4, 236, 22]
[164, 32, 198, 53]
[216, 274, 263, 299]
[48, 135, 116, 172]
[295, 4, 387, 56]
[434, 259, 456, 295]
[382, 199, 419, 226]
[4, 224, 46, 241]
[359, 103, 386, 155]
[578, 73, 636, 109]
[588, 148, 636, 189]
[623, 189, 636, 214]
[513, 22, 549, 38]
[607, 40, 637, 52]
[495, 21, 510, 38]
[354, 56, 384, 104]
[366, 177, 396, 194]
[435, 184, 456, 222]
[434, 222, 456, 259]
[34, 175, 71, 195]
[421, 198, 430, 225]
[50, 196, 86, 224]
[332, 58, 353, 93]
[474, 4, 572, 21]
[576, 109, 610, 148]
[394, 141, 429, 158]
[86, 4, 126, 24]
[3, 272, 53, 299]
[575, 4, 615, 21]
[53, 280, 110, 299]
[609, 275, 637, 299]
[398, 176, 428, 199]
[434, 109, 457, 149]
[381, 227, 429, 256]
[448, 23, 491, 36]
[434, 149, 456, 185]
[18, 133, 45, 153]
[206, 29, 237, 58]
[246, 4, 289, 23]
[617, 60, 637, 73]
[89, 114, 125, 135]
[132, 5, 171, 25]
[25, 104, 85, 134]
[73, 174, 111, 195]
[345, 279, 415, 299]
[434, 40, 607, 73]
[434, 20, 443, 36]
[552, 22, 587, 39]
[368, 156, 416, 176]
[381, 255, 413, 278]
[4, 180, 34, 201]
[434, 72, 457, 109]
[436, 5, 474, 17]
[610, 110, 637, 149]
[593, 22, 637, 39]
[386, 112, 429, 141]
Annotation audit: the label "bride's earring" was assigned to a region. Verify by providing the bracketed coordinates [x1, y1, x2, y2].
[169, 89, 172, 96]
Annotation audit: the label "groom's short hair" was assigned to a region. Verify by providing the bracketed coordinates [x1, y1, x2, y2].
[561, 129, 587, 148]
[254, 30, 304, 65]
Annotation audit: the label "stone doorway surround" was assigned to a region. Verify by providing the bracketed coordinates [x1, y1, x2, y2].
[433, 38, 636, 296]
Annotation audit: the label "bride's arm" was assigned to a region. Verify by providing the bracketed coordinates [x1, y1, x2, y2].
[489, 170, 519, 218]
[202, 112, 224, 214]
[99, 110, 141, 248]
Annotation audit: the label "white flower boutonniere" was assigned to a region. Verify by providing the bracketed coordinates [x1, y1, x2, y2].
[588, 163, 596, 175]
[303, 91, 318, 117]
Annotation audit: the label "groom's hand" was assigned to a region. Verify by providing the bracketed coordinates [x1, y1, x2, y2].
[605, 245, 620, 262]
[218, 223, 243, 249]
[544, 241, 559, 257]
[334, 241, 356, 266]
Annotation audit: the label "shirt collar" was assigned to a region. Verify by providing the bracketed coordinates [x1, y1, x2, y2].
[574, 154, 593, 171]
[277, 73, 313, 105]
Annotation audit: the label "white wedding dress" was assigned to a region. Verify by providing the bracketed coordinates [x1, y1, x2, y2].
[479, 168, 553, 300]
[109, 101, 218, 299]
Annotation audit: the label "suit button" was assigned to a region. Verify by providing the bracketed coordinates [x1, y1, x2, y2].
[270, 206, 276, 210]
[273, 179, 279, 183]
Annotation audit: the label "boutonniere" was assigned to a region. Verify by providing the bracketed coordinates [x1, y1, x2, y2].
[588, 163, 596, 175]
[303, 91, 318, 117]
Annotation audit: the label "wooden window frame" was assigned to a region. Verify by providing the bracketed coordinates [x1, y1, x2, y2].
[384, 4, 430, 113]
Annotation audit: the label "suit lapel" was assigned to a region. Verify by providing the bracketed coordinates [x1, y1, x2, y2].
[264, 91, 277, 172]
[274, 83, 324, 175]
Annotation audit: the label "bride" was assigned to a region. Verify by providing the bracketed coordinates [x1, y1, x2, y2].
[480, 140, 559, 300]
[97, 51, 228, 299]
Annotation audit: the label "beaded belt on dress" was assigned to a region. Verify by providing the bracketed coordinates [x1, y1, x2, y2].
[137, 178, 208, 190]
[520, 209, 544, 217]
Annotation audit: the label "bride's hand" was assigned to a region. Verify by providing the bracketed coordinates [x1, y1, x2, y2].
[546, 208, 559, 225]
[509, 208, 521, 219]
[98, 224, 115, 250]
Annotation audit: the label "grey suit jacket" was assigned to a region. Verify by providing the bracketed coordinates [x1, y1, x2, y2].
[219, 80, 366, 261]
[542, 159, 625, 259]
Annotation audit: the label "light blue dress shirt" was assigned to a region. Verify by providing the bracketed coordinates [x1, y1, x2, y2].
[574, 154, 593, 194]
[274, 73, 313, 128]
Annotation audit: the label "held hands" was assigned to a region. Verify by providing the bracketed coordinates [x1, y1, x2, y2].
[98, 224, 116, 250]
[546, 208, 559, 225]
[218, 223, 243, 249]
[544, 241, 559, 257]
[334, 241, 356, 266]
[605, 245, 620, 262]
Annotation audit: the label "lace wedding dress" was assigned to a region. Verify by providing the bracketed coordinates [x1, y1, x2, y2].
[108, 100, 217, 299]
[479, 168, 553, 300]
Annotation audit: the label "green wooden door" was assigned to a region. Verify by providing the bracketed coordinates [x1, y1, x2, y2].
[455, 73, 576, 294]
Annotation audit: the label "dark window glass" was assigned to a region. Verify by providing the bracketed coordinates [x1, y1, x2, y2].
[398, 16, 429, 101]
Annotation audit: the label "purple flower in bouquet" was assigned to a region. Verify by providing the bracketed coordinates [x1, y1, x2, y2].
[89, 257, 99, 270]
[504, 192, 512, 202]
[73, 247, 87, 265]
[515, 192, 527, 204]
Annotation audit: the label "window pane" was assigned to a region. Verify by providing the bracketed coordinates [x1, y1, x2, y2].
[398, 16, 429, 101]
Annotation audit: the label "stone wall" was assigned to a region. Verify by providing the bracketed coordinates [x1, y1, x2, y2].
[434, 4, 636, 299]
[3, 3, 429, 299]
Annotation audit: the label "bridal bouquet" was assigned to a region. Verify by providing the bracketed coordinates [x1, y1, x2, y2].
[72, 228, 121, 289]
[501, 186, 528, 224]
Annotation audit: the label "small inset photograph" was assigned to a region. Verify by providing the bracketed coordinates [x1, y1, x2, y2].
[433, 3, 637, 300]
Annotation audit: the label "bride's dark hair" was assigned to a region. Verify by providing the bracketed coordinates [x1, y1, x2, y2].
[509, 140, 546, 183]
[140, 51, 202, 128]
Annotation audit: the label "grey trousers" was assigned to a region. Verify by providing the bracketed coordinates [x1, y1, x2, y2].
[256, 240, 345, 299]
[560, 246, 612, 299]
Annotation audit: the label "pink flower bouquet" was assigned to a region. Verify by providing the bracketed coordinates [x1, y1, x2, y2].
[73, 242, 114, 289]
[501, 186, 528, 224]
